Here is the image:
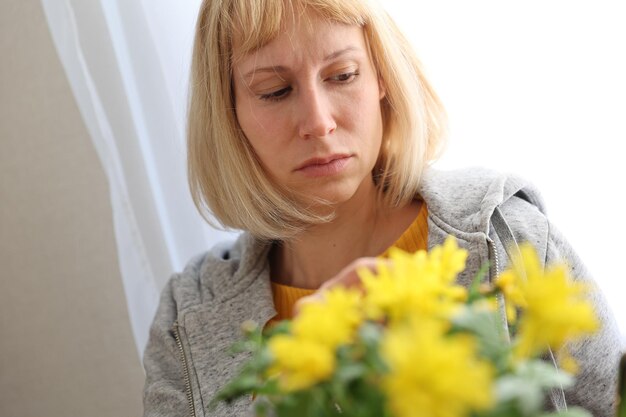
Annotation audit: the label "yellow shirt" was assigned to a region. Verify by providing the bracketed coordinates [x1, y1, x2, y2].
[268, 202, 428, 325]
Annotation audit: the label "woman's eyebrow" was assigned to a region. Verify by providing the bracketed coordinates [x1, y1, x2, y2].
[244, 66, 288, 80]
[242, 46, 362, 80]
[323, 46, 361, 61]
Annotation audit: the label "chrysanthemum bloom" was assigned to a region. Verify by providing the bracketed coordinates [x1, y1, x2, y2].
[292, 286, 363, 348]
[359, 236, 468, 324]
[267, 287, 362, 391]
[496, 243, 599, 367]
[381, 318, 494, 417]
[495, 269, 527, 323]
[429, 235, 470, 283]
[267, 335, 335, 391]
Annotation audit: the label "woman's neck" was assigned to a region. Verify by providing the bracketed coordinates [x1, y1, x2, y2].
[270, 182, 421, 289]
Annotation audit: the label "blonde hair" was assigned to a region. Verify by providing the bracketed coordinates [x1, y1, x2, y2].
[187, 0, 447, 240]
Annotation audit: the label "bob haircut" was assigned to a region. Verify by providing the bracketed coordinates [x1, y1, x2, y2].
[187, 0, 447, 240]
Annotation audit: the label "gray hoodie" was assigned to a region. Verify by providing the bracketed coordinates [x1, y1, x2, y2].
[143, 167, 623, 417]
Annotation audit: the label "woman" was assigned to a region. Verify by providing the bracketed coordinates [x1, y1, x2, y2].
[143, 0, 622, 416]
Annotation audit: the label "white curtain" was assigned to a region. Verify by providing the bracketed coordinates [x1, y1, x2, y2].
[42, 0, 625, 358]
[40, 0, 236, 358]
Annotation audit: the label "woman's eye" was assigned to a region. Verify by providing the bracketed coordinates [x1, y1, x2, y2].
[256, 71, 358, 101]
[259, 86, 292, 101]
[330, 71, 359, 82]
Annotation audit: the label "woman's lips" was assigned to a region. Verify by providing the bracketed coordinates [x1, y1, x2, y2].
[295, 155, 352, 177]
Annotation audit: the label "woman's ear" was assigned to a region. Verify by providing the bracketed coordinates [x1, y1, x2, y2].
[378, 76, 387, 100]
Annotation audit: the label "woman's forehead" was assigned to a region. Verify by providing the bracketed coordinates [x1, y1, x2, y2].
[233, 12, 365, 62]
[233, 19, 367, 75]
[230, 2, 366, 61]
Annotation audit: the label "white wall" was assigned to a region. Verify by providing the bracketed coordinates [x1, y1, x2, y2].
[0, 1, 144, 415]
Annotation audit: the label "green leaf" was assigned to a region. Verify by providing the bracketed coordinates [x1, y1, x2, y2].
[211, 374, 265, 406]
[335, 363, 368, 383]
[264, 320, 292, 337]
[493, 360, 574, 416]
[272, 387, 342, 417]
[450, 307, 510, 370]
[211, 338, 276, 409]
[514, 361, 573, 389]
[495, 375, 544, 415]
[358, 321, 384, 346]
[254, 399, 274, 417]
[356, 322, 388, 374]
[476, 399, 523, 417]
[335, 378, 388, 417]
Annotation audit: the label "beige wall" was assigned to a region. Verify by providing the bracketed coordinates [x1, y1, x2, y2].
[0, 1, 144, 416]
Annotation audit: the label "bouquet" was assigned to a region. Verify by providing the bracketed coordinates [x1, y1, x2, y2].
[212, 237, 603, 417]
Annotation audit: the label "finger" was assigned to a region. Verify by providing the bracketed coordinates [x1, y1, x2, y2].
[293, 257, 386, 316]
[319, 257, 380, 292]
[293, 292, 324, 316]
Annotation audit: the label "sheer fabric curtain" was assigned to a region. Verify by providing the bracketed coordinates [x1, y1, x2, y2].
[40, 0, 234, 357]
[42, 0, 625, 358]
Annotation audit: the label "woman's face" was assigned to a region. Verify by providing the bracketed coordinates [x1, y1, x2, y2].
[232, 13, 385, 206]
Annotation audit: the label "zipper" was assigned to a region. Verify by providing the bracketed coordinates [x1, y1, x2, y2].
[486, 236, 511, 343]
[488, 213, 567, 410]
[173, 320, 198, 417]
[485, 236, 500, 282]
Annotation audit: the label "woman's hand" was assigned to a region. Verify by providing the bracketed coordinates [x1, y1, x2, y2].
[293, 257, 384, 315]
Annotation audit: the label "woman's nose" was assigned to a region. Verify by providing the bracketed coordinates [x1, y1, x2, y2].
[297, 86, 337, 139]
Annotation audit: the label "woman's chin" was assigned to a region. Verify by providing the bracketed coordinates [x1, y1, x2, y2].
[292, 178, 375, 211]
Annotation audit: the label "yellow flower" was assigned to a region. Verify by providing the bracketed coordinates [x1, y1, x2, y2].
[516, 243, 543, 281]
[495, 269, 527, 323]
[266, 287, 362, 391]
[292, 287, 363, 348]
[359, 237, 468, 324]
[381, 318, 494, 417]
[558, 351, 580, 375]
[515, 263, 599, 359]
[473, 296, 499, 313]
[429, 236, 469, 283]
[267, 335, 335, 391]
[497, 243, 599, 360]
